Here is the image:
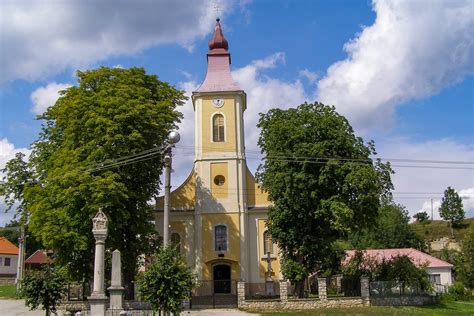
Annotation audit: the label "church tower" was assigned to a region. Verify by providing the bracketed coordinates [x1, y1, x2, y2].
[191, 18, 249, 281]
[155, 19, 281, 297]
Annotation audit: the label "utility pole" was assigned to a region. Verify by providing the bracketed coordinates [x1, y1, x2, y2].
[431, 198, 434, 220]
[16, 224, 26, 290]
[163, 131, 180, 246]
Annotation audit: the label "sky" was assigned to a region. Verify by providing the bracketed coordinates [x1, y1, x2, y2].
[0, 0, 473, 226]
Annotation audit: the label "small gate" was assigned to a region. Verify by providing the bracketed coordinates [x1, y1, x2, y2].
[191, 280, 238, 308]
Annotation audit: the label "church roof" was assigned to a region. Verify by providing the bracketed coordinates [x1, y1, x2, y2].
[195, 18, 242, 93]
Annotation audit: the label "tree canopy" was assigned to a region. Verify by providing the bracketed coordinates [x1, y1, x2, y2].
[2, 67, 185, 297]
[349, 199, 426, 251]
[256, 102, 393, 296]
[439, 187, 465, 231]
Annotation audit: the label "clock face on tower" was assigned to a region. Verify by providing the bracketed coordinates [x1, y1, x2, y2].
[212, 97, 225, 108]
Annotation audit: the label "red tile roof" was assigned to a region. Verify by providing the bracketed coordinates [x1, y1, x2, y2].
[25, 250, 51, 264]
[0, 237, 19, 255]
[344, 248, 453, 268]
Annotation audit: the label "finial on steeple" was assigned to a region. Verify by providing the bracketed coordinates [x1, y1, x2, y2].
[208, 18, 228, 51]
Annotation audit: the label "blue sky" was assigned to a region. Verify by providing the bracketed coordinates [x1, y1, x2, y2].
[1, 0, 473, 225]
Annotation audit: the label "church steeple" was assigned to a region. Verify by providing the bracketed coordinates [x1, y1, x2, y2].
[195, 18, 241, 93]
[208, 18, 229, 51]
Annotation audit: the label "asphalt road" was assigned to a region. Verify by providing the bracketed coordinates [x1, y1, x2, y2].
[0, 300, 257, 316]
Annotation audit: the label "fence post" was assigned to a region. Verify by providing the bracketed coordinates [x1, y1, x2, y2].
[237, 281, 246, 308]
[360, 277, 370, 306]
[279, 280, 288, 303]
[317, 278, 327, 301]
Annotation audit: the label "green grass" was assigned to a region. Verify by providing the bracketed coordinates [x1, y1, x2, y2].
[0, 285, 17, 299]
[255, 302, 474, 315]
[410, 218, 473, 241]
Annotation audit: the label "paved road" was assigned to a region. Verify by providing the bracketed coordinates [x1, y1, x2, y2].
[0, 300, 257, 316]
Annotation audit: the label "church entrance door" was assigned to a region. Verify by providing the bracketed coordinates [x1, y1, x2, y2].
[213, 264, 231, 294]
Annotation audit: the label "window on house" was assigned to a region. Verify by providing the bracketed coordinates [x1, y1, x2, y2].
[263, 230, 274, 255]
[215, 225, 227, 251]
[0, 257, 3, 266]
[4, 257, 11, 266]
[171, 232, 181, 254]
[428, 274, 441, 284]
[213, 114, 225, 142]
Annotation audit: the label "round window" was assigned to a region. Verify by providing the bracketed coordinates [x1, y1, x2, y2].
[214, 175, 225, 186]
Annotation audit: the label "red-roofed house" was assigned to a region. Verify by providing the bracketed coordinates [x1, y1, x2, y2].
[0, 237, 19, 278]
[25, 250, 52, 270]
[344, 248, 453, 286]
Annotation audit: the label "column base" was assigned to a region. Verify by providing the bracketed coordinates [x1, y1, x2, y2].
[88, 294, 108, 316]
[108, 286, 125, 310]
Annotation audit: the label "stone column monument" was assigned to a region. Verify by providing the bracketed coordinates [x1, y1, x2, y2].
[88, 209, 108, 316]
[108, 249, 125, 310]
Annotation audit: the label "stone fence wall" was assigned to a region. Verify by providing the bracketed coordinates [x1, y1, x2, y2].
[238, 278, 370, 310]
[371, 295, 438, 306]
[0, 277, 16, 285]
[238, 277, 437, 310]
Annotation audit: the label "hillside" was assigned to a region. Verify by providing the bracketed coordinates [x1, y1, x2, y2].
[410, 217, 473, 241]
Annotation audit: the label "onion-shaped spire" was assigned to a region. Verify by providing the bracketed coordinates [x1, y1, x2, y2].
[208, 18, 229, 51]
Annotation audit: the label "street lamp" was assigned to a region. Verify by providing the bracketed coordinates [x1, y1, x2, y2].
[163, 131, 180, 246]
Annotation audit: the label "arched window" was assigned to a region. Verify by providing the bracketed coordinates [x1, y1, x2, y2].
[263, 230, 274, 255]
[214, 225, 227, 251]
[213, 114, 225, 142]
[171, 232, 181, 254]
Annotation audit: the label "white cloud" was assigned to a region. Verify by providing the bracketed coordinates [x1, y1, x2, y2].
[316, 0, 474, 132]
[0, 138, 30, 227]
[0, 0, 241, 83]
[30, 82, 72, 115]
[299, 69, 318, 83]
[376, 137, 474, 219]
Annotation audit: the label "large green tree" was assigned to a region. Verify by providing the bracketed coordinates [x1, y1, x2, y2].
[3, 67, 184, 297]
[349, 199, 426, 251]
[439, 186, 465, 237]
[256, 102, 393, 297]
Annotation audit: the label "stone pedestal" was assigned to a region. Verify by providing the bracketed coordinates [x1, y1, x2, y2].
[88, 295, 108, 316]
[361, 277, 370, 306]
[279, 280, 288, 302]
[108, 249, 125, 310]
[317, 278, 327, 301]
[237, 281, 246, 308]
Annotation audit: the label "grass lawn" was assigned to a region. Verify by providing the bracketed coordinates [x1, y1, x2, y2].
[410, 218, 473, 241]
[256, 302, 474, 315]
[0, 285, 17, 299]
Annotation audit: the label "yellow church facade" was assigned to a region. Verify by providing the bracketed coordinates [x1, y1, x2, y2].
[155, 19, 281, 295]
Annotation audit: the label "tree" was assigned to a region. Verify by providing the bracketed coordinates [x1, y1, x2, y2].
[19, 265, 67, 316]
[349, 199, 426, 251]
[256, 102, 393, 297]
[138, 246, 195, 315]
[439, 187, 465, 238]
[413, 211, 429, 223]
[4, 67, 184, 297]
[457, 226, 474, 289]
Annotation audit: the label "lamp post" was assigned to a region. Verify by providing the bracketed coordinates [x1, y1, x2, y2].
[163, 131, 180, 246]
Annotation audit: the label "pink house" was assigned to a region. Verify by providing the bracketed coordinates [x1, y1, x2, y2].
[344, 248, 453, 286]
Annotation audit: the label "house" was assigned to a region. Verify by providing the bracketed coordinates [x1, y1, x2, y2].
[25, 250, 52, 270]
[0, 237, 19, 278]
[154, 19, 281, 296]
[344, 248, 453, 286]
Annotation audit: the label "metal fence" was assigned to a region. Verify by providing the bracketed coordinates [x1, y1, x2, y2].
[75, 311, 154, 316]
[370, 281, 429, 297]
[245, 281, 280, 299]
[190, 279, 238, 308]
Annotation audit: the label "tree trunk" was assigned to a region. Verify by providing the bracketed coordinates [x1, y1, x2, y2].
[450, 222, 454, 239]
[293, 279, 306, 298]
[45, 307, 50, 316]
[123, 268, 136, 300]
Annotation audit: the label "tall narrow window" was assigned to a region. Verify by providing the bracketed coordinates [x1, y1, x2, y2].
[263, 230, 274, 255]
[213, 114, 225, 142]
[171, 233, 181, 254]
[215, 225, 227, 251]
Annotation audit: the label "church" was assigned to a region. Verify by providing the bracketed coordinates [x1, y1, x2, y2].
[155, 19, 282, 295]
